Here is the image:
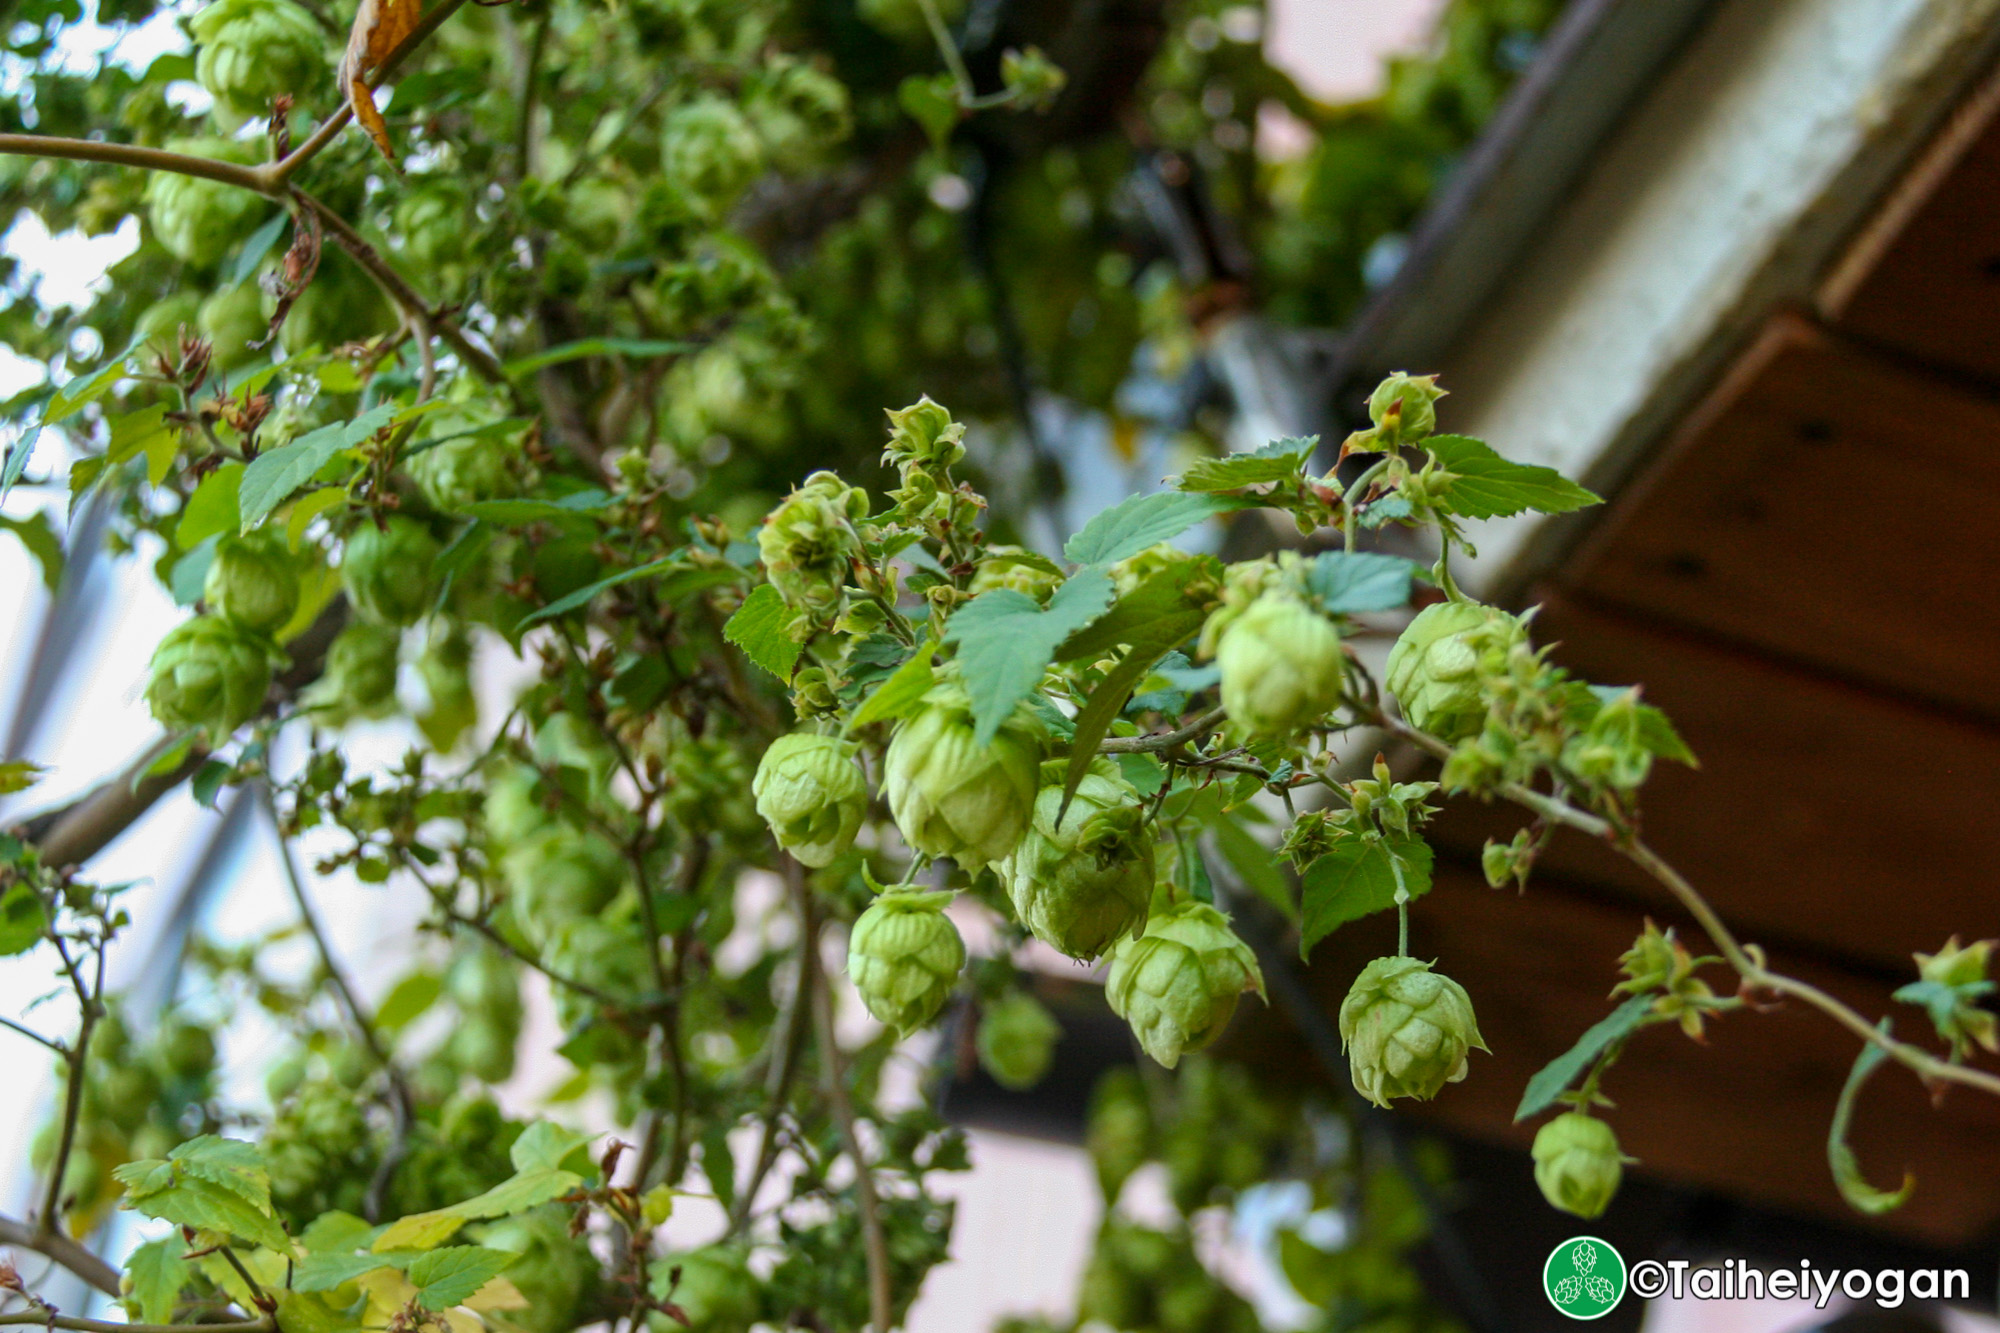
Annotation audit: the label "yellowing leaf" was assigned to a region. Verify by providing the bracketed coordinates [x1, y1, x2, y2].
[340, 0, 421, 162]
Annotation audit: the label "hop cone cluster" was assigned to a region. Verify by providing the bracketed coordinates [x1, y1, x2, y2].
[1338, 955, 1486, 1107]
[1105, 901, 1264, 1069]
[190, 0, 324, 130]
[343, 516, 441, 626]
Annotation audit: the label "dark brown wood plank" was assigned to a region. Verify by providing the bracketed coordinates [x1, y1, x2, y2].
[1829, 100, 2000, 386]
[1427, 592, 2000, 975]
[1565, 321, 2000, 722]
[1228, 869, 2000, 1247]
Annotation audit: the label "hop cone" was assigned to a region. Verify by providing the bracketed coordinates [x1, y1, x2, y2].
[190, 0, 324, 130]
[502, 829, 626, 950]
[198, 282, 267, 370]
[1215, 591, 1343, 737]
[1338, 955, 1487, 1107]
[649, 1245, 760, 1333]
[305, 620, 401, 724]
[756, 470, 868, 625]
[976, 992, 1062, 1091]
[662, 96, 764, 210]
[1532, 1112, 1626, 1219]
[753, 733, 867, 867]
[883, 681, 1044, 869]
[1384, 599, 1525, 742]
[997, 766, 1153, 960]
[847, 890, 965, 1036]
[970, 545, 1062, 603]
[204, 533, 299, 635]
[144, 614, 275, 740]
[342, 516, 441, 626]
[144, 139, 266, 266]
[1105, 901, 1265, 1069]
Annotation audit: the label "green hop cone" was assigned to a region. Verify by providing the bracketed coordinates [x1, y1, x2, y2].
[203, 532, 299, 635]
[144, 614, 275, 740]
[190, 0, 325, 130]
[1338, 955, 1487, 1108]
[1105, 901, 1265, 1069]
[1384, 600, 1527, 742]
[406, 416, 522, 511]
[998, 765, 1153, 960]
[483, 760, 555, 848]
[502, 828, 626, 950]
[136, 292, 201, 346]
[846, 889, 965, 1036]
[1563, 688, 1653, 791]
[662, 96, 764, 210]
[144, 138, 268, 266]
[394, 179, 472, 273]
[1896, 936, 2000, 1060]
[750, 58, 852, 170]
[883, 396, 966, 472]
[306, 620, 401, 723]
[1215, 590, 1343, 737]
[756, 470, 868, 627]
[882, 681, 1045, 869]
[976, 991, 1062, 1091]
[752, 732, 867, 867]
[477, 1207, 600, 1333]
[1531, 1112, 1627, 1220]
[969, 545, 1063, 603]
[1085, 1066, 1152, 1203]
[198, 281, 268, 371]
[342, 516, 441, 626]
[1368, 371, 1445, 443]
[443, 943, 522, 1083]
[649, 1245, 759, 1333]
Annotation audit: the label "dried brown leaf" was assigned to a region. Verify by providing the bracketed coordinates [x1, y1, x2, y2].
[339, 0, 421, 162]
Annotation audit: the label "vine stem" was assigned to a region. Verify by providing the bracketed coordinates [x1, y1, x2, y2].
[0, 1315, 270, 1333]
[914, 0, 976, 103]
[38, 933, 102, 1239]
[1367, 708, 2000, 1101]
[0, 1217, 119, 1297]
[787, 859, 893, 1332]
[1099, 707, 1226, 755]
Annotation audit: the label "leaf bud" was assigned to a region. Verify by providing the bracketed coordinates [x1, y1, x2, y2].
[847, 889, 966, 1036]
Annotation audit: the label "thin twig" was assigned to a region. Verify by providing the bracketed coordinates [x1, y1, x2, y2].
[1098, 707, 1226, 755]
[0, 1017, 63, 1055]
[38, 934, 100, 1238]
[790, 860, 892, 1331]
[0, 1216, 119, 1297]
[0, 1315, 269, 1333]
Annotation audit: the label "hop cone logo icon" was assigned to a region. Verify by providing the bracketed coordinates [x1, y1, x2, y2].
[1572, 1242, 1596, 1276]
[1543, 1236, 1626, 1320]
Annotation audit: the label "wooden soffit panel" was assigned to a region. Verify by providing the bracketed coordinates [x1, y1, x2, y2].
[1232, 872, 2000, 1247]
[1427, 593, 2000, 975]
[1561, 318, 2000, 722]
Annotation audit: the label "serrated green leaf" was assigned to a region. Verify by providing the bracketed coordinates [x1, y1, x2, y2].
[1062, 492, 1244, 567]
[1299, 835, 1432, 957]
[1423, 434, 1600, 520]
[115, 1161, 290, 1251]
[457, 490, 611, 523]
[176, 462, 245, 550]
[300, 1211, 380, 1254]
[0, 513, 64, 592]
[292, 1249, 419, 1293]
[0, 429, 36, 503]
[371, 1210, 470, 1253]
[723, 583, 802, 679]
[45, 341, 140, 426]
[510, 1121, 591, 1173]
[0, 881, 47, 956]
[1177, 437, 1316, 492]
[1513, 994, 1656, 1122]
[275, 1290, 366, 1333]
[1055, 570, 1199, 662]
[124, 1237, 192, 1325]
[945, 571, 1114, 747]
[847, 640, 934, 731]
[1307, 552, 1415, 615]
[104, 404, 173, 471]
[407, 1247, 516, 1310]
[239, 404, 398, 531]
[1828, 1022, 1915, 1215]
[521, 557, 738, 628]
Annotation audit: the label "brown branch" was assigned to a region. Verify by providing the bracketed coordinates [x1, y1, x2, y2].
[0, 1216, 119, 1297]
[790, 860, 892, 1332]
[0, 1314, 269, 1333]
[0, 137, 275, 194]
